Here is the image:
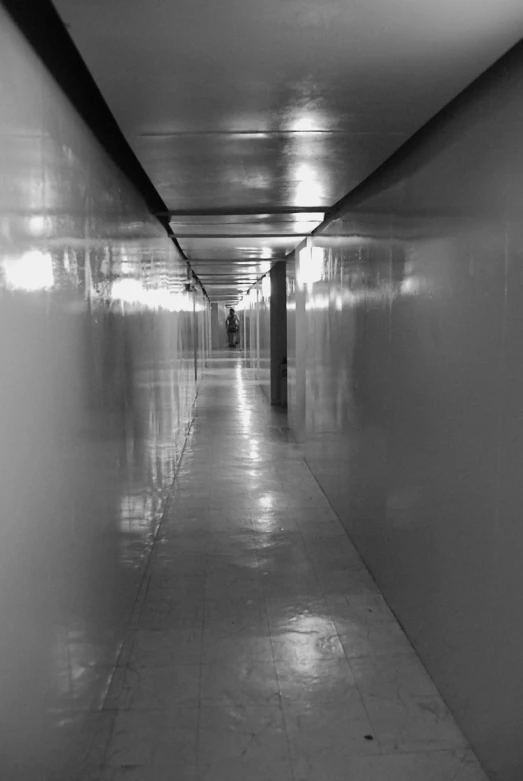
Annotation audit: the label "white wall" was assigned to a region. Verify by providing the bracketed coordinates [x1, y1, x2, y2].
[0, 9, 209, 778]
[287, 49, 523, 781]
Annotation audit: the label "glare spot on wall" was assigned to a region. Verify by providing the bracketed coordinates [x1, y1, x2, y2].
[3, 249, 54, 292]
[298, 245, 324, 288]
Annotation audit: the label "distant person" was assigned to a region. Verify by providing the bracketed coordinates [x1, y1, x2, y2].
[226, 308, 239, 348]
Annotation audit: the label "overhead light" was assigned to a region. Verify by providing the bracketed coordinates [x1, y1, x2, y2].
[294, 163, 324, 207]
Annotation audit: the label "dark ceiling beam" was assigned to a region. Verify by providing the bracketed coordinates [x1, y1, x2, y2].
[183, 257, 287, 261]
[177, 233, 308, 239]
[201, 274, 259, 278]
[157, 207, 328, 217]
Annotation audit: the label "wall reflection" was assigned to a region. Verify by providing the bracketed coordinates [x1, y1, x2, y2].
[0, 9, 209, 779]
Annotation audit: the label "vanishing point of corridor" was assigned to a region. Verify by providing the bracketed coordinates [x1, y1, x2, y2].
[92, 354, 487, 780]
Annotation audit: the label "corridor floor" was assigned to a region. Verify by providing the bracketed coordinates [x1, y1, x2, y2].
[96, 353, 488, 781]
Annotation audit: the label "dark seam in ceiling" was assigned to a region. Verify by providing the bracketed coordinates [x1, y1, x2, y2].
[138, 130, 404, 137]
[156, 207, 327, 217]
[176, 233, 310, 239]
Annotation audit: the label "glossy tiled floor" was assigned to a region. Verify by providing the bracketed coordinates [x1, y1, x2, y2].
[93, 353, 488, 781]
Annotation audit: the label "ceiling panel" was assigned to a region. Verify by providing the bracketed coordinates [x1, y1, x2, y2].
[130, 131, 407, 211]
[54, 0, 523, 301]
[169, 212, 324, 236]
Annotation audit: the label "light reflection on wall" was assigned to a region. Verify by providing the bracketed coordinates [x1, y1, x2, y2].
[2, 249, 54, 291]
[261, 273, 271, 299]
[301, 240, 428, 311]
[298, 243, 324, 289]
[110, 278, 192, 311]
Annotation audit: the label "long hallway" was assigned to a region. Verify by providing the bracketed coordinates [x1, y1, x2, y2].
[91, 353, 487, 781]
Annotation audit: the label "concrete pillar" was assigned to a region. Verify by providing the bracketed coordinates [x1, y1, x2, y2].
[270, 261, 287, 406]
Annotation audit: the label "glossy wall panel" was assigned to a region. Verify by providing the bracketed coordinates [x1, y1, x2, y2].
[240, 280, 270, 396]
[269, 261, 287, 406]
[0, 9, 209, 779]
[210, 302, 226, 349]
[258, 280, 271, 400]
[286, 255, 297, 429]
[291, 54, 523, 781]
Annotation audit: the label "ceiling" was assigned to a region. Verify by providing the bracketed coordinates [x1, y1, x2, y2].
[53, 0, 523, 304]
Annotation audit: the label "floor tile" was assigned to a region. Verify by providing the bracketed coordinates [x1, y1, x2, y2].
[49, 711, 116, 781]
[135, 595, 204, 631]
[204, 581, 264, 605]
[99, 766, 195, 780]
[195, 759, 294, 781]
[55, 664, 116, 712]
[327, 592, 396, 624]
[200, 661, 281, 708]
[362, 693, 469, 753]
[325, 576, 381, 595]
[292, 748, 489, 781]
[105, 663, 201, 710]
[350, 654, 440, 698]
[126, 628, 202, 667]
[198, 703, 289, 766]
[270, 614, 346, 664]
[338, 620, 414, 657]
[147, 570, 205, 595]
[276, 657, 361, 706]
[202, 634, 274, 664]
[284, 699, 381, 776]
[260, 573, 322, 597]
[202, 609, 269, 638]
[265, 594, 330, 625]
[204, 595, 266, 624]
[104, 709, 198, 770]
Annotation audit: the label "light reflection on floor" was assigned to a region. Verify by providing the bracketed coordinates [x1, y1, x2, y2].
[66, 352, 489, 781]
